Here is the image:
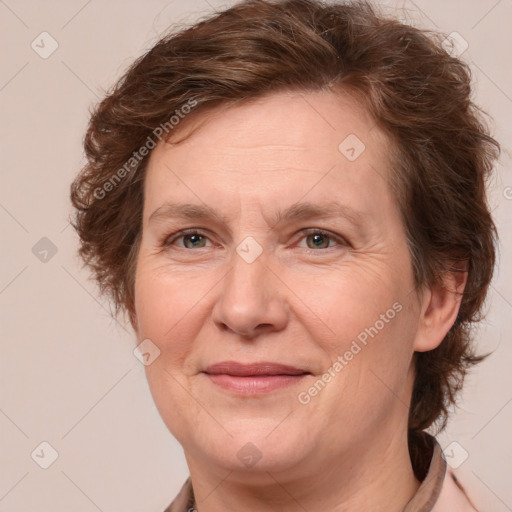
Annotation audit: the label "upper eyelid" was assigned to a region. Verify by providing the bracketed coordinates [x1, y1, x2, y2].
[164, 228, 214, 243]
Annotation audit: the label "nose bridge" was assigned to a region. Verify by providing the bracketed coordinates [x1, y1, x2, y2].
[212, 245, 288, 336]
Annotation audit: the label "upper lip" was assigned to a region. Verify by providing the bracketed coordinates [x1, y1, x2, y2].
[203, 361, 310, 376]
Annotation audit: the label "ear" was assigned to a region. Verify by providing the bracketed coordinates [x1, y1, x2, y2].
[413, 263, 468, 352]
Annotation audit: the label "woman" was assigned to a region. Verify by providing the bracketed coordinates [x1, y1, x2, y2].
[70, 0, 500, 510]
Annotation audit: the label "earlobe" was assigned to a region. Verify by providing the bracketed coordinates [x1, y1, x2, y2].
[413, 264, 468, 353]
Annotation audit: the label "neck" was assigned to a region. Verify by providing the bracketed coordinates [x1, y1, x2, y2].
[185, 422, 421, 512]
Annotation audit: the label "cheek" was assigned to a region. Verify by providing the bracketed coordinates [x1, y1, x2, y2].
[143, 358, 207, 445]
[310, 299, 416, 428]
[135, 260, 201, 323]
[133, 262, 213, 361]
[294, 261, 417, 406]
[292, 266, 405, 351]
[134, 263, 212, 439]
[333, 298, 417, 407]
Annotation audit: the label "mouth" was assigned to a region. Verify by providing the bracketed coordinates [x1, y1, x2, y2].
[202, 361, 311, 395]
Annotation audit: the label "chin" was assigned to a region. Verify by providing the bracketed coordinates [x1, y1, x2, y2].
[190, 423, 311, 475]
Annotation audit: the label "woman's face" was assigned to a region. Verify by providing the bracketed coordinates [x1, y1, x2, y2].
[133, 90, 428, 477]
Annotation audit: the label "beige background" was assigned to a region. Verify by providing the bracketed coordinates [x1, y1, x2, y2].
[0, 0, 511, 510]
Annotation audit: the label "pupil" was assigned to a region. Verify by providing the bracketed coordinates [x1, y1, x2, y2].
[310, 233, 328, 248]
[186, 234, 203, 248]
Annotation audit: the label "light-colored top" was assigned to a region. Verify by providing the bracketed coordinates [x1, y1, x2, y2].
[163, 434, 477, 511]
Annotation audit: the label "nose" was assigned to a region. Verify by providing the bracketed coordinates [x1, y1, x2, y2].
[211, 249, 289, 339]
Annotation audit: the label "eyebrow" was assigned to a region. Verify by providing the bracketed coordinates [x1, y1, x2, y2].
[148, 200, 366, 229]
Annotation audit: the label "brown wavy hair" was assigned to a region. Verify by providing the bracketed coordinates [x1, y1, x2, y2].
[70, 0, 500, 456]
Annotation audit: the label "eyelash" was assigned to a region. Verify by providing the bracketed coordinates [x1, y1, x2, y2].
[160, 228, 348, 252]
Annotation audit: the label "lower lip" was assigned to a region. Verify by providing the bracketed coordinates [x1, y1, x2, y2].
[205, 373, 308, 394]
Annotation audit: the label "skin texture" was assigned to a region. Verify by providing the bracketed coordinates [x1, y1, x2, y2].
[132, 90, 467, 511]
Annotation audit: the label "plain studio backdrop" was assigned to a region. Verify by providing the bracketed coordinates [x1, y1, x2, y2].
[1, 1, 511, 511]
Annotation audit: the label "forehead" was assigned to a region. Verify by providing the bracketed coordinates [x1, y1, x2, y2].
[160, 89, 383, 160]
[143, 90, 394, 221]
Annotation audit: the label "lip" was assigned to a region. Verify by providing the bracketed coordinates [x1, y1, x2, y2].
[202, 361, 310, 395]
[204, 361, 308, 376]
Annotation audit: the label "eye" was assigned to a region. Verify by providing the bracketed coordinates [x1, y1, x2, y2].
[160, 228, 347, 252]
[296, 229, 346, 250]
[162, 229, 212, 249]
